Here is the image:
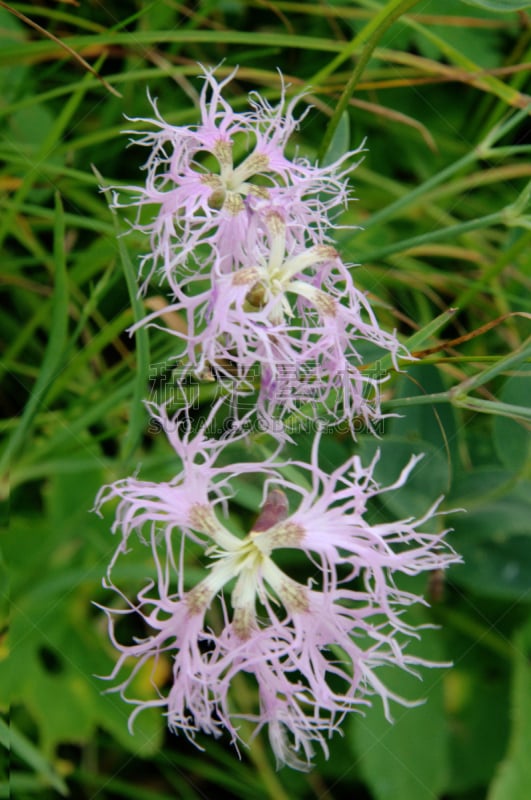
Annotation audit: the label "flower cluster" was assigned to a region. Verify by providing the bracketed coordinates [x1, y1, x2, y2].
[115, 67, 354, 284]
[117, 65, 408, 428]
[98, 66, 460, 770]
[96, 405, 457, 769]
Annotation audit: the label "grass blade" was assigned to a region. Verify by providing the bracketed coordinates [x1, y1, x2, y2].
[0, 193, 68, 490]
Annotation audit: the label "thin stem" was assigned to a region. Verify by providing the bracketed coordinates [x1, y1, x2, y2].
[0, 1, 120, 97]
[453, 337, 531, 395]
[455, 230, 531, 311]
[350, 108, 530, 237]
[360, 210, 503, 262]
[318, 0, 422, 160]
[230, 675, 291, 800]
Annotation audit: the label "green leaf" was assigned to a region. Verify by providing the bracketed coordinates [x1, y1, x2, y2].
[317, 0, 423, 160]
[377, 309, 459, 372]
[493, 367, 531, 472]
[0, 8, 28, 103]
[0, 570, 164, 759]
[0, 448, 164, 759]
[0, 193, 68, 480]
[410, 0, 506, 67]
[0, 718, 68, 796]
[460, 0, 531, 11]
[449, 472, 531, 600]
[488, 617, 531, 800]
[352, 606, 449, 800]
[95, 167, 150, 464]
[8, 104, 55, 153]
[388, 364, 459, 466]
[452, 532, 531, 601]
[358, 434, 450, 518]
[446, 661, 510, 793]
[321, 111, 350, 167]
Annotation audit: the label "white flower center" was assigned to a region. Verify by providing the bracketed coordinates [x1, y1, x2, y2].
[186, 497, 308, 640]
[200, 140, 270, 214]
[241, 212, 339, 322]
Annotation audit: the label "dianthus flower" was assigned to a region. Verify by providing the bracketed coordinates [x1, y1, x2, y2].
[136, 210, 407, 429]
[112, 66, 361, 287]
[95, 407, 460, 770]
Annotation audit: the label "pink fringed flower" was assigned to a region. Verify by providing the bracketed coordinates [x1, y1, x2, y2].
[136, 211, 407, 429]
[112, 65, 361, 288]
[95, 409, 460, 770]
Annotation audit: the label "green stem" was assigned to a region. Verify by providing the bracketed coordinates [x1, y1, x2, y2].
[350, 108, 529, 237]
[455, 230, 531, 311]
[384, 391, 451, 410]
[453, 337, 531, 396]
[359, 149, 478, 234]
[385, 339, 531, 418]
[361, 210, 504, 262]
[404, 14, 528, 110]
[0, 55, 107, 251]
[230, 675, 291, 800]
[451, 396, 531, 422]
[318, 0, 421, 161]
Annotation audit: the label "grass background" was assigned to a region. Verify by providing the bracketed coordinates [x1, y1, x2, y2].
[1, 1, 530, 798]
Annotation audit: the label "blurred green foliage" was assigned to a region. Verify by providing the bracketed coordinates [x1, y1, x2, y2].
[1, 1, 530, 798]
